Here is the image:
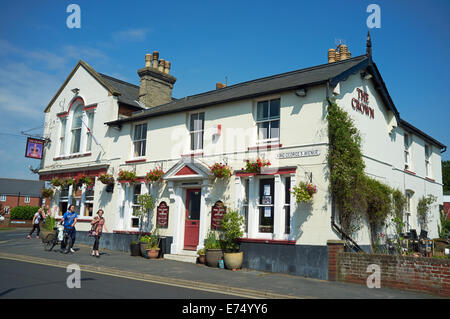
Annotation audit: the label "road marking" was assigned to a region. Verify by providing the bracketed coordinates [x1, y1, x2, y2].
[0, 252, 309, 299]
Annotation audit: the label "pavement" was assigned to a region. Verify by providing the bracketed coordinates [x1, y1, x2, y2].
[0, 229, 442, 299]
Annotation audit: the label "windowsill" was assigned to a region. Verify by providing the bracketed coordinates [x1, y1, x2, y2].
[54, 152, 91, 161]
[238, 237, 296, 245]
[425, 176, 435, 182]
[248, 143, 282, 151]
[125, 158, 146, 164]
[404, 169, 416, 175]
[181, 151, 204, 158]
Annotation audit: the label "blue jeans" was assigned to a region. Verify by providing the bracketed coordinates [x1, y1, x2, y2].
[61, 228, 76, 250]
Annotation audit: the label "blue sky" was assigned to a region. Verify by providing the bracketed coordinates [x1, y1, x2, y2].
[0, 0, 449, 180]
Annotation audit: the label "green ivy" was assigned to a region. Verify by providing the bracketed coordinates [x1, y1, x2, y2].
[417, 195, 437, 231]
[327, 100, 396, 249]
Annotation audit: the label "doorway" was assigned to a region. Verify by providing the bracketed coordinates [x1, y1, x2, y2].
[184, 189, 201, 250]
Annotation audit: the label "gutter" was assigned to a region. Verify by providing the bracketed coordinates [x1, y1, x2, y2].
[326, 81, 363, 253]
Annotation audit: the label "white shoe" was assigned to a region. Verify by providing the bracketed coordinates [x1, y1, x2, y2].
[70, 248, 75, 253]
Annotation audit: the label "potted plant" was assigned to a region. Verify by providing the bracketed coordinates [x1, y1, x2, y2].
[75, 174, 93, 189]
[197, 248, 206, 264]
[145, 227, 161, 259]
[98, 173, 114, 185]
[204, 231, 223, 268]
[41, 188, 54, 199]
[50, 177, 64, 187]
[118, 170, 137, 183]
[145, 167, 165, 183]
[221, 208, 245, 270]
[63, 178, 76, 188]
[140, 235, 152, 257]
[242, 158, 271, 174]
[291, 181, 317, 203]
[209, 163, 232, 179]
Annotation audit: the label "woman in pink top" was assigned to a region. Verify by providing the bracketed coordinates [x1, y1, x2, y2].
[90, 209, 108, 257]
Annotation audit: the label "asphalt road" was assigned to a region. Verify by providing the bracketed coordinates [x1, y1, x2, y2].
[0, 259, 243, 299]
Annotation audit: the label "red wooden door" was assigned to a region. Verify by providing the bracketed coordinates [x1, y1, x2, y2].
[184, 189, 201, 250]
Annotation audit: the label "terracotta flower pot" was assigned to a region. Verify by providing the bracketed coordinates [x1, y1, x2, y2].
[224, 251, 243, 270]
[140, 242, 151, 256]
[146, 248, 160, 259]
[198, 254, 206, 264]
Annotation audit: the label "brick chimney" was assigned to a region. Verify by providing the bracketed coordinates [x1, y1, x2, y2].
[138, 51, 177, 108]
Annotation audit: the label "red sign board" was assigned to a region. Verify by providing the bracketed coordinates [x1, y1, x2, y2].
[156, 201, 169, 228]
[351, 88, 374, 119]
[211, 201, 226, 230]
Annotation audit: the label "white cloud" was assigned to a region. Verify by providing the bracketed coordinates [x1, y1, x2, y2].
[112, 28, 149, 42]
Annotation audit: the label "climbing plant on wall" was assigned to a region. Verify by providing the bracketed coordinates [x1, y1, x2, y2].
[327, 99, 395, 249]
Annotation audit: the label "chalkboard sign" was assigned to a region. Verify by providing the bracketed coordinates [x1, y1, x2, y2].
[156, 201, 169, 228]
[211, 201, 226, 230]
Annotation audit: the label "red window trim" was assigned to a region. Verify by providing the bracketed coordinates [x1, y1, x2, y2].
[181, 152, 204, 158]
[248, 144, 282, 151]
[57, 96, 85, 118]
[425, 177, 435, 182]
[125, 158, 146, 164]
[39, 168, 107, 181]
[238, 238, 296, 245]
[235, 167, 296, 177]
[404, 169, 416, 176]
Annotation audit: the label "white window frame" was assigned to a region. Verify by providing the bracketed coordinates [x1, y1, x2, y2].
[131, 183, 142, 230]
[404, 133, 411, 170]
[132, 122, 147, 159]
[70, 103, 84, 154]
[255, 97, 280, 145]
[405, 190, 414, 232]
[0, 195, 6, 202]
[85, 111, 95, 152]
[188, 112, 205, 152]
[256, 176, 275, 237]
[24, 196, 30, 204]
[59, 117, 67, 156]
[283, 176, 291, 235]
[425, 144, 432, 178]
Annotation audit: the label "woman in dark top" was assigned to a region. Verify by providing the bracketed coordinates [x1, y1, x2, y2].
[90, 209, 108, 257]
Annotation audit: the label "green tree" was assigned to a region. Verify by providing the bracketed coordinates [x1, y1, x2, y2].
[442, 160, 450, 193]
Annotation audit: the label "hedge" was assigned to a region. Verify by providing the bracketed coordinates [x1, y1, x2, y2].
[10, 206, 40, 220]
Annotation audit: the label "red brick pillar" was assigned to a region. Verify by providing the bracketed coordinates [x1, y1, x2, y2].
[327, 240, 345, 281]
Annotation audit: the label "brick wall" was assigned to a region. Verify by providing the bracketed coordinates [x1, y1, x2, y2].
[327, 240, 450, 297]
[1, 195, 41, 210]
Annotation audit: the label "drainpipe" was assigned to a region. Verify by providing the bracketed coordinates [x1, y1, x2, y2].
[326, 81, 363, 253]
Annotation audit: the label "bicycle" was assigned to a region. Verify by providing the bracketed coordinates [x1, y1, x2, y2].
[43, 224, 73, 254]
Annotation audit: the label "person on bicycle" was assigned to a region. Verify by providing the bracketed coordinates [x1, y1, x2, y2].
[61, 204, 78, 253]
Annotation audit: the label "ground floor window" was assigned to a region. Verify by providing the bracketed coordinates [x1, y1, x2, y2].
[258, 178, 274, 233]
[59, 186, 69, 216]
[131, 184, 142, 229]
[84, 185, 94, 217]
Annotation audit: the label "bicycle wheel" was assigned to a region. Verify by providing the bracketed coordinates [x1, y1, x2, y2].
[44, 234, 56, 251]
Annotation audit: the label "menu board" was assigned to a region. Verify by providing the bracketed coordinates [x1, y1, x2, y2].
[211, 201, 226, 230]
[156, 201, 169, 228]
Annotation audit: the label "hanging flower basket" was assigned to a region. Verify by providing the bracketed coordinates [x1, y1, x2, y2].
[98, 173, 115, 185]
[209, 163, 232, 179]
[63, 178, 76, 187]
[242, 158, 271, 174]
[118, 170, 137, 183]
[291, 181, 317, 203]
[75, 174, 93, 188]
[42, 188, 54, 198]
[145, 167, 165, 183]
[50, 177, 64, 187]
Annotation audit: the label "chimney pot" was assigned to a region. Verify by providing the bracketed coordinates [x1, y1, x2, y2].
[158, 59, 165, 72]
[216, 82, 226, 89]
[152, 51, 159, 68]
[328, 49, 336, 63]
[145, 54, 152, 67]
[164, 60, 171, 74]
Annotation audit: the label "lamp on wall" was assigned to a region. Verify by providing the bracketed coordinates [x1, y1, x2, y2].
[360, 71, 372, 80]
[295, 88, 307, 97]
[71, 88, 80, 95]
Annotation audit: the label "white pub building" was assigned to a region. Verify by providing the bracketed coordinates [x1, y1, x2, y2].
[39, 34, 446, 279]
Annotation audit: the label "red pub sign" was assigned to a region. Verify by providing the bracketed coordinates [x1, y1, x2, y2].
[211, 201, 226, 230]
[351, 88, 374, 119]
[156, 201, 169, 228]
